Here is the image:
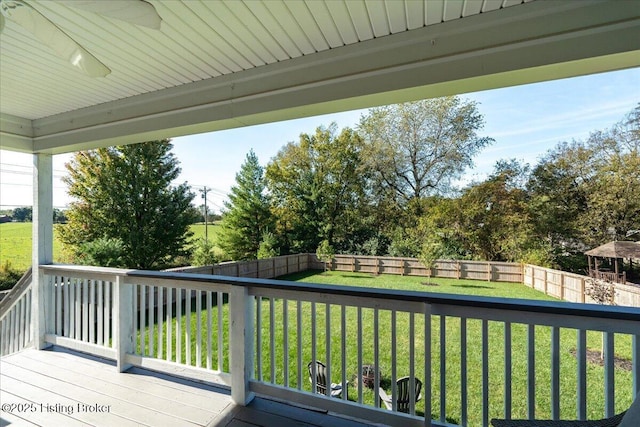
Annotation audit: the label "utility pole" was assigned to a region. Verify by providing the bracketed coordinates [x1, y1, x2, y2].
[200, 187, 210, 243]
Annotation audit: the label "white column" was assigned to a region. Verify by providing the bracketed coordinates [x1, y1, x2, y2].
[230, 286, 255, 405]
[32, 153, 53, 350]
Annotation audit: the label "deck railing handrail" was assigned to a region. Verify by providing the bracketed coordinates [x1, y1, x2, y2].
[130, 268, 640, 323]
[40, 264, 640, 322]
[0, 267, 33, 356]
[36, 264, 640, 427]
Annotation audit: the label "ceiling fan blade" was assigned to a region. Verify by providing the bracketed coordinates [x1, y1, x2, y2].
[62, 0, 162, 30]
[1, 0, 110, 77]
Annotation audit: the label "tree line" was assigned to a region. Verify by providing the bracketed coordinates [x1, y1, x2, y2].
[55, 97, 639, 275]
[218, 100, 639, 275]
[0, 207, 67, 223]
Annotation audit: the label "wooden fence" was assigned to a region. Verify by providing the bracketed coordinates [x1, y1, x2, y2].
[330, 254, 524, 282]
[167, 253, 315, 279]
[524, 264, 640, 307]
[169, 254, 639, 307]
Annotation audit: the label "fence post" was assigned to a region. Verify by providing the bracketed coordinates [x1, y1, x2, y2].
[230, 286, 255, 406]
[560, 273, 565, 301]
[487, 262, 492, 282]
[115, 275, 134, 372]
[580, 278, 586, 303]
[544, 269, 548, 295]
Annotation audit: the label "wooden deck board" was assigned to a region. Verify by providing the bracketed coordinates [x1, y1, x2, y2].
[17, 350, 227, 410]
[1, 348, 233, 427]
[1, 348, 378, 427]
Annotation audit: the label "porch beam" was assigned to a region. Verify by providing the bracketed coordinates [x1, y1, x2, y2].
[31, 153, 53, 349]
[11, 0, 638, 154]
[0, 113, 34, 153]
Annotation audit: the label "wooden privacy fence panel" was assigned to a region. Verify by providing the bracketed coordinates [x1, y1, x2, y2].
[167, 255, 639, 307]
[168, 254, 312, 280]
[329, 255, 524, 283]
[524, 265, 640, 307]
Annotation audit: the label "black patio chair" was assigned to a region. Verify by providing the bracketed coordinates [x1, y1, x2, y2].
[307, 360, 346, 398]
[378, 376, 422, 413]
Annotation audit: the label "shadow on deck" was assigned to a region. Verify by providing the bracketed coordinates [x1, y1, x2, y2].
[0, 348, 377, 427]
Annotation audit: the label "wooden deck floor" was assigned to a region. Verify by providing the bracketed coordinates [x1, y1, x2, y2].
[0, 348, 377, 427]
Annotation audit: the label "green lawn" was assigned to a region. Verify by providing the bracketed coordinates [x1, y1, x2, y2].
[0, 222, 220, 271]
[0, 223, 66, 270]
[188, 222, 221, 243]
[139, 271, 634, 425]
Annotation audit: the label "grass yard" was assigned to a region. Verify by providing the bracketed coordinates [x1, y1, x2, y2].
[138, 271, 634, 426]
[189, 222, 222, 243]
[0, 222, 66, 270]
[0, 222, 220, 272]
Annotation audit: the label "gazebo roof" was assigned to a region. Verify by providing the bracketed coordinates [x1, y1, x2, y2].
[584, 241, 640, 259]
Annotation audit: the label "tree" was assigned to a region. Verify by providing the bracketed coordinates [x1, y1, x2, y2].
[266, 124, 370, 253]
[416, 160, 549, 264]
[458, 160, 535, 262]
[217, 150, 273, 260]
[529, 105, 640, 254]
[316, 240, 335, 272]
[58, 140, 195, 269]
[257, 231, 279, 259]
[12, 207, 32, 222]
[192, 238, 218, 266]
[53, 208, 67, 223]
[358, 97, 493, 208]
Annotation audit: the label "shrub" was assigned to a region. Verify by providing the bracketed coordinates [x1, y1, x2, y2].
[77, 237, 126, 268]
[0, 260, 24, 291]
[257, 231, 279, 259]
[192, 238, 218, 266]
[316, 240, 335, 272]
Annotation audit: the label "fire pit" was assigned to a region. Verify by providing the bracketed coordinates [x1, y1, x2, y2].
[361, 365, 378, 389]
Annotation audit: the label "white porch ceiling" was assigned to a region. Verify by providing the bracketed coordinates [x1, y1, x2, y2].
[0, 0, 639, 154]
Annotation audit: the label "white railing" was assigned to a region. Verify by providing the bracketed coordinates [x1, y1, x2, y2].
[0, 268, 33, 356]
[37, 265, 640, 427]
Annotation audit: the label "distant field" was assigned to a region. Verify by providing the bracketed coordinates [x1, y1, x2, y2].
[0, 222, 221, 271]
[0, 223, 65, 271]
[189, 222, 222, 243]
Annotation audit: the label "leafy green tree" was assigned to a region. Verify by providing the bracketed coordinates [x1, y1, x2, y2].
[528, 141, 589, 247]
[77, 237, 126, 268]
[53, 208, 67, 223]
[316, 239, 335, 272]
[59, 140, 195, 269]
[417, 160, 549, 264]
[217, 150, 273, 260]
[529, 105, 639, 254]
[358, 97, 493, 209]
[192, 238, 218, 266]
[257, 231, 279, 259]
[12, 207, 32, 222]
[266, 124, 369, 253]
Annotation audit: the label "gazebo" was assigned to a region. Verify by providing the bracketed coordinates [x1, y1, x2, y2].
[585, 241, 640, 284]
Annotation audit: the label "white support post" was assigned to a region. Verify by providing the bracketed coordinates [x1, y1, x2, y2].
[230, 286, 255, 406]
[115, 276, 134, 372]
[32, 153, 53, 350]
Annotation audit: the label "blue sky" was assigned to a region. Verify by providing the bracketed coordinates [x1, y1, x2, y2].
[0, 68, 638, 212]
